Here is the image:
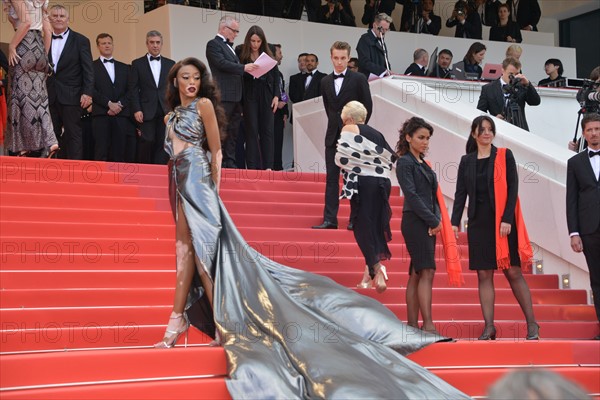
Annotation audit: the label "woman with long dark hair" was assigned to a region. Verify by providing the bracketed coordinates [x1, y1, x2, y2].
[462, 41, 486, 79]
[451, 115, 538, 340]
[236, 25, 280, 169]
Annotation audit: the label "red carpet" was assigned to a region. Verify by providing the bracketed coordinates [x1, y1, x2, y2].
[1, 156, 598, 398]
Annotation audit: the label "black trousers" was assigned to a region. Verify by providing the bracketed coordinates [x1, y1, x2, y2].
[581, 226, 600, 322]
[273, 108, 285, 170]
[323, 145, 340, 224]
[50, 103, 83, 160]
[136, 112, 167, 165]
[243, 88, 274, 170]
[221, 101, 243, 169]
[93, 115, 136, 162]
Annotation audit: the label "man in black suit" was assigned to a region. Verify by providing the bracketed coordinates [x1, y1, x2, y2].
[428, 49, 453, 79]
[129, 30, 175, 165]
[566, 113, 600, 338]
[313, 41, 373, 230]
[475, 0, 500, 26]
[91, 33, 135, 163]
[404, 49, 429, 76]
[273, 44, 289, 171]
[206, 16, 258, 169]
[47, 4, 94, 160]
[356, 13, 393, 79]
[411, 0, 441, 35]
[477, 57, 540, 131]
[302, 54, 327, 101]
[507, 0, 541, 31]
[288, 53, 309, 107]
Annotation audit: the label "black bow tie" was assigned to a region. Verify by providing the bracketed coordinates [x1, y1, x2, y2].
[52, 34, 63, 40]
[224, 39, 234, 47]
[149, 56, 161, 62]
[334, 73, 345, 79]
[103, 58, 114, 64]
[590, 150, 600, 158]
[306, 72, 313, 77]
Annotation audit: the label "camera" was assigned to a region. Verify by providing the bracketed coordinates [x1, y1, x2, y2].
[575, 79, 600, 114]
[502, 74, 523, 97]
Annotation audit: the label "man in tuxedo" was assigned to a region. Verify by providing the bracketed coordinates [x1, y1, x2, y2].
[411, 0, 441, 35]
[91, 33, 135, 163]
[302, 54, 327, 101]
[507, 0, 541, 31]
[428, 49, 453, 79]
[129, 31, 174, 165]
[356, 13, 393, 79]
[288, 53, 309, 106]
[477, 57, 540, 131]
[313, 41, 372, 230]
[566, 113, 600, 338]
[404, 49, 429, 76]
[206, 16, 258, 169]
[47, 4, 94, 160]
[273, 44, 289, 171]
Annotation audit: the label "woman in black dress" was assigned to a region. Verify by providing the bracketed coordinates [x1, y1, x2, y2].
[335, 101, 396, 293]
[451, 115, 538, 340]
[489, 3, 522, 43]
[396, 117, 441, 334]
[236, 25, 280, 170]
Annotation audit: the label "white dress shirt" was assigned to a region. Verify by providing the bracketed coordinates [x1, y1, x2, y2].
[100, 56, 115, 83]
[589, 147, 600, 181]
[51, 28, 70, 72]
[334, 68, 347, 96]
[147, 54, 161, 87]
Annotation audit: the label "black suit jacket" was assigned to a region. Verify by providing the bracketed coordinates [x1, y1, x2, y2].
[477, 79, 541, 131]
[206, 36, 244, 103]
[428, 64, 451, 79]
[92, 59, 131, 117]
[288, 72, 306, 104]
[404, 63, 426, 76]
[303, 70, 326, 100]
[480, 0, 500, 26]
[451, 146, 518, 227]
[446, 12, 483, 39]
[396, 152, 440, 228]
[356, 30, 389, 78]
[413, 14, 441, 35]
[567, 150, 600, 236]
[47, 29, 94, 106]
[320, 70, 372, 148]
[506, 0, 541, 30]
[129, 55, 175, 120]
[489, 21, 522, 43]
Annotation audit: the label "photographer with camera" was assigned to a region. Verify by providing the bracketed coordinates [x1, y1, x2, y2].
[320, 0, 356, 26]
[446, 0, 482, 39]
[568, 66, 600, 152]
[477, 57, 540, 131]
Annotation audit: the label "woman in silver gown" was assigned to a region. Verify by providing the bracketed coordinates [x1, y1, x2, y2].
[156, 57, 469, 400]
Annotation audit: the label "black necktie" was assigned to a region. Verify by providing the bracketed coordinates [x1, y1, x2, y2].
[52, 34, 63, 40]
[149, 56, 161, 62]
[334, 73, 345, 79]
[421, 66, 426, 74]
[590, 150, 600, 158]
[103, 58, 114, 64]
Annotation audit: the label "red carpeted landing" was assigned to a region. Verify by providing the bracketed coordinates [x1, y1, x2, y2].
[1, 157, 598, 399]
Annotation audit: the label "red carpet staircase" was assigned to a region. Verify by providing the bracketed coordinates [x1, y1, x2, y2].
[1, 156, 598, 398]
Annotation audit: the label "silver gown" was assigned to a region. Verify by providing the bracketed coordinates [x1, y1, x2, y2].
[165, 99, 470, 399]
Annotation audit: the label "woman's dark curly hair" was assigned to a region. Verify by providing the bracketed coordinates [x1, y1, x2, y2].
[395, 116, 434, 156]
[165, 57, 227, 148]
[466, 115, 496, 153]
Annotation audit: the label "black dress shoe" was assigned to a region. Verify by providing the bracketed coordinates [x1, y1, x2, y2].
[312, 221, 338, 229]
[347, 222, 354, 230]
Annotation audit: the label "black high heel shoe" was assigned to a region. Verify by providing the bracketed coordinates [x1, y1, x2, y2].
[478, 325, 497, 340]
[526, 322, 540, 340]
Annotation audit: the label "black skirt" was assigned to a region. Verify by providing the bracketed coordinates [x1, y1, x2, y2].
[401, 211, 437, 274]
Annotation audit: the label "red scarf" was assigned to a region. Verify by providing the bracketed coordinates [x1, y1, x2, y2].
[426, 161, 464, 287]
[493, 148, 533, 270]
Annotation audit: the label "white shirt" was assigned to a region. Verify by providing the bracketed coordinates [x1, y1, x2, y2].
[100, 56, 115, 83]
[51, 28, 70, 72]
[333, 68, 347, 96]
[305, 69, 319, 89]
[589, 147, 600, 182]
[147, 53, 161, 87]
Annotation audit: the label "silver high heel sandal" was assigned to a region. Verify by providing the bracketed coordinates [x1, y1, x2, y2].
[357, 265, 373, 288]
[154, 313, 190, 349]
[374, 265, 388, 294]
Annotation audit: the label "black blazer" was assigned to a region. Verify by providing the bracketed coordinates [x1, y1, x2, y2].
[320, 70, 372, 148]
[451, 146, 518, 227]
[303, 71, 326, 100]
[412, 14, 441, 35]
[446, 12, 483, 39]
[566, 150, 600, 236]
[480, 0, 500, 26]
[356, 30, 389, 78]
[206, 36, 244, 103]
[92, 59, 131, 117]
[506, 0, 541, 30]
[236, 48, 280, 102]
[404, 63, 426, 76]
[489, 21, 522, 43]
[477, 79, 541, 131]
[288, 72, 306, 104]
[129, 54, 175, 120]
[47, 29, 94, 106]
[396, 152, 440, 228]
[428, 64, 451, 79]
